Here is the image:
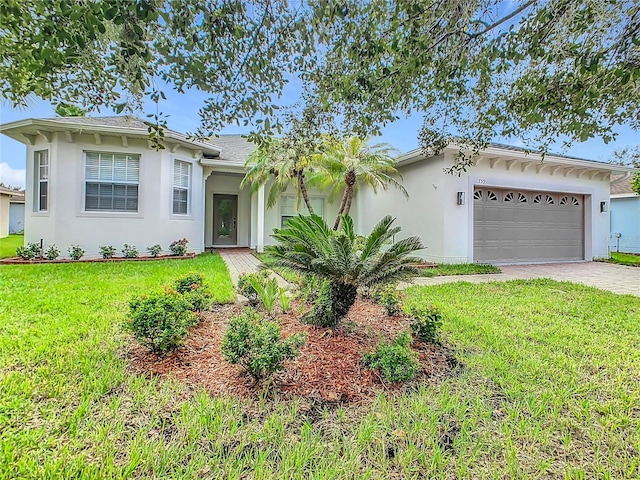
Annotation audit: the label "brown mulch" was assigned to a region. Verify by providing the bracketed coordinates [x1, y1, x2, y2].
[128, 298, 456, 403]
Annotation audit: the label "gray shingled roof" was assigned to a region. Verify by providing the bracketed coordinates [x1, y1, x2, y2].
[210, 135, 257, 163]
[47, 115, 149, 130]
[46, 117, 257, 162]
[611, 176, 637, 195]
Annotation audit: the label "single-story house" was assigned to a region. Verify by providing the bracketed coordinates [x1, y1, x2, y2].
[0, 116, 345, 257]
[610, 176, 640, 253]
[356, 145, 634, 264]
[8, 190, 25, 234]
[0, 116, 634, 263]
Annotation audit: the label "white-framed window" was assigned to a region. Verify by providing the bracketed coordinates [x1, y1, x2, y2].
[34, 150, 49, 212]
[172, 160, 191, 215]
[84, 152, 140, 212]
[280, 195, 324, 227]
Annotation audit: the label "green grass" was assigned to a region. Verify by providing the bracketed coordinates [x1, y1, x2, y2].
[606, 252, 640, 266]
[420, 262, 501, 277]
[0, 234, 23, 258]
[1, 261, 639, 478]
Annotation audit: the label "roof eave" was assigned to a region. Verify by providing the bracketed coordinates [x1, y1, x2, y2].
[0, 118, 221, 156]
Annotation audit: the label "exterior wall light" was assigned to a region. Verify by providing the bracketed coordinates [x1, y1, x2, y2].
[600, 201, 608, 213]
[457, 191, 466, 205]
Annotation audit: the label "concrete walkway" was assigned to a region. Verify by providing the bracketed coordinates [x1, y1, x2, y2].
[408, 262, 640, 296]
[216, 248, 289, 288]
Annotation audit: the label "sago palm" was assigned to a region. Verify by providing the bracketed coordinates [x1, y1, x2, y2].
[265, 213, 423, 327]
[309, 136, 407, 230]
[241, 139, 315, 212]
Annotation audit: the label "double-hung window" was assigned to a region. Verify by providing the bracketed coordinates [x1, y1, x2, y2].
[34, 150, 49, 212]
[280, 195, 324, 227]
[172, 160, 191, 215]
[85, 152, 139, 212]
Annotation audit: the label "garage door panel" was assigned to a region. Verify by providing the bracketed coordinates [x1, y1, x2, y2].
[474, 188, 584, 263]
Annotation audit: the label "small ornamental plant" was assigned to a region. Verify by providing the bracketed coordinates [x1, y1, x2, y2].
[147, 244, 162, 257]
[236, 271, 271, 303]
[169, 238, 189, 256]
[407, 305, 443, 344]
[68, 245, 85, 260]
[122, 244, 139, 258]
[99, 245, 117, 259]
[16, 242, 40, 260]
[221, 307, 306, 382]
[363, 331, 419, 382]
[173, 272, 213, 312]
[379, 284, 402, 316]
[126, 289, 197, 354]
[44, 245, 60, 260]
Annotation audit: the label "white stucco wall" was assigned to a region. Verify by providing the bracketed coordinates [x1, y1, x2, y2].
[24, 133, 204, 258]
[356, 157, 445, 262]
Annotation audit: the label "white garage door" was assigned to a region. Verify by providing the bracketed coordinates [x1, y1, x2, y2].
[473, 188, 584, 263]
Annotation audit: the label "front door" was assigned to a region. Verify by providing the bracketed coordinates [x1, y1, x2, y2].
[213, 194, 238, 246]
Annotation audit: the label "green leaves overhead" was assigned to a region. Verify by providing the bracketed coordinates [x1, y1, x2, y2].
[2, 0, 639, 155]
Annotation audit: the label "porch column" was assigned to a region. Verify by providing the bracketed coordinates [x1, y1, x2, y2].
[257, 184, 265, 253]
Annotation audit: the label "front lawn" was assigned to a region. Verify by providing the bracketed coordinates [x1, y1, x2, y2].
[0, 233, 23, 258]
[420, 262, 501, 276]
[1, 263, 638, 477]
[607, 252, 640, 266]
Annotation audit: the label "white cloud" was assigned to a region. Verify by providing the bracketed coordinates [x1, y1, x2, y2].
[0, 162, 26, 189]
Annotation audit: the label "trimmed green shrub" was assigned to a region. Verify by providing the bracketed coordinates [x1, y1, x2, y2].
[363, 331, 419, 382]
[407, 305, 443, 344]
[169, 238, 189, 256]
[221, 308, 306, 382]
[147, 244, 162, 257]
[16, 242, 40, 260]
[126, 290, 197, 353]
[68, 245, 85, 260]
[44, 245, 60, 260]
[122, 244, 139, 258]
[173, 272, 213, 312]
[379, 284, 402, 316]
[99, 245, 117, 259]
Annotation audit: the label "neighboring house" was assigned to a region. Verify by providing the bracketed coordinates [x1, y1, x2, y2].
[0, 116, 341, 257]
[610, 176, 640, 253]
[0, 186, 14, 238]
[0, 116, 634, 263]
[9, 190, 25, 234]
[357, 145, 634, 264]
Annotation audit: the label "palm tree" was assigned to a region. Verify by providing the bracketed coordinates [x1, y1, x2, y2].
[310, 137, 408, 230]
[241, 139, 315, 212]
[265, 213, 423, 327]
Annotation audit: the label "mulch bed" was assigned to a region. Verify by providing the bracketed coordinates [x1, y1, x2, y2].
[128, 298, 456, 403]
[0, 253, 196, 265]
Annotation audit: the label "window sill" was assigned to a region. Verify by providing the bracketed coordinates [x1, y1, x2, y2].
[31, 211, 49, 217]
[77, 211, 144, 219]
[170, 214, 195, 221]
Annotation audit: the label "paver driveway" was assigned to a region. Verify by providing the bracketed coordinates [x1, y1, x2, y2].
[411, 262, 640, 296]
